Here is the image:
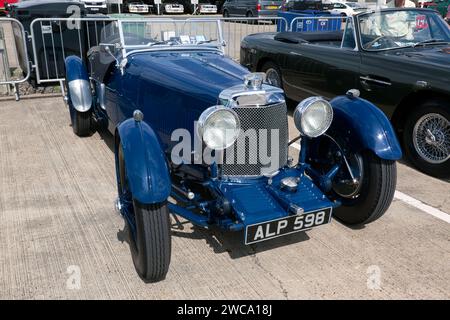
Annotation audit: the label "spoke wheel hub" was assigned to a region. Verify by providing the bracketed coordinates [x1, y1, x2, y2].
[413, 113, 450, 164]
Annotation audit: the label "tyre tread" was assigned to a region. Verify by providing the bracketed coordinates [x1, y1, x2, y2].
[364, 158, 396, 224]
[73, 110, 92, 137]
[334, 152, 397, 225]
[136, 202, 171, 282]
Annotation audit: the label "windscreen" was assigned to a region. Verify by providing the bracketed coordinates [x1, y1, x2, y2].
[358, 9, 450, 51]
[117, 19, 223, 49]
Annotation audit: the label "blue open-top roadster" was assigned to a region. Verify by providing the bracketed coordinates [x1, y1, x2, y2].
[64, 18, 402, 282]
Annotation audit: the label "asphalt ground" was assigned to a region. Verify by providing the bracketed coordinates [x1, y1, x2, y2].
[0, 96, 448, 299]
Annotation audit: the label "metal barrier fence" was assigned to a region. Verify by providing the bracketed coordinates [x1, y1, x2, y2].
[189, 17, 288, 60]
[290, 15, 348, 33]
[28, 17, 288, 86]
[2, 16, 355, 98]
[0, 18, 30, 99]
[30, 18, 117, 86]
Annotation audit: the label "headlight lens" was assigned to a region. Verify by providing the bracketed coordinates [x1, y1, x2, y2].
[294, 97, 333, 138]
[197, 106, 240, 150]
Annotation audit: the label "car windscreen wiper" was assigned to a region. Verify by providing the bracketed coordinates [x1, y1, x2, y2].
[413, 39, 450, 47]
[147, 41, 172, 46]
[197, 39, 218, 45]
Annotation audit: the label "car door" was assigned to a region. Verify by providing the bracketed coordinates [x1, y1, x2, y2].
[226, 0, 237, 15]
[357, 53, 403, 114]
[103, 67, 122, 132]
[114, 68, 141, 124]
[355, 15, 411, 114]
[280, 19, 361, 101]
[331, 3, 346, 16]
[235, 0, 249, 16]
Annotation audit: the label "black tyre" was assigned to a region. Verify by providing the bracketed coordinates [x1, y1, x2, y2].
[402, 101, 450, 179]
[117, 143, 171, 282]
[131, 201, 171, 282]
[246, 11, 255, 24]
[261, 61, 283, 89]
[68, 102, 92, 137]
[333, 151, 397, 225]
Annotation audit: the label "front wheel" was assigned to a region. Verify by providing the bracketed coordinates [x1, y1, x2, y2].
[246, 11, 255, 24]
[403, 101, 450, 178]
[333, 151, 397, 225]
[131, 200, 172, 282]
[117, 143, 171, 282]
[68, 102, 92, 137]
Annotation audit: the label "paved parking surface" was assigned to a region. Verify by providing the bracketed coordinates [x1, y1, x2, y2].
[0, 96, 449, 299]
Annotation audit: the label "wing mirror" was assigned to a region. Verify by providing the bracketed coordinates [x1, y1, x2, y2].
[99, 43, 116, 54]
[99, 43, 120, 65]
[99, 43, 127, 75]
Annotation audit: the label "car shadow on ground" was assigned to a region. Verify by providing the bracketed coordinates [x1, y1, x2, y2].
[97, 127, 116, 153]
[397, 158, 450, 183]
[170, 219, 311, 259]
[116, 216, 311, 260]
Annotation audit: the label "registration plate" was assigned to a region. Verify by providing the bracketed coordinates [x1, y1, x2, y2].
[266, 5, 278, 9]
[245, 207, 332, 245]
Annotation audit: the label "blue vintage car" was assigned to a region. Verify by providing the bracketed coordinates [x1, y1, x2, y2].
[64, 19, 402, 282]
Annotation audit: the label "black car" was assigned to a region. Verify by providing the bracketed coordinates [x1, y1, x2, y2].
[241, 8, 450, 178]
[222, 0, 282, 18]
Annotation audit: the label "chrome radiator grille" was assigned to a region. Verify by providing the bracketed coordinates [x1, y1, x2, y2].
[221, 102, 289, 177]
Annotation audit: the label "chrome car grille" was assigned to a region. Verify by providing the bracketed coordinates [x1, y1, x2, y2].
[221, 102, 288, 177]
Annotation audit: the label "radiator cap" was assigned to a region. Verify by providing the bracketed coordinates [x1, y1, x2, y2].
[280, 176, 300, 192]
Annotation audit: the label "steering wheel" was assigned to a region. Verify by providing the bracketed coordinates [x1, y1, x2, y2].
[364, 35, 399, 50]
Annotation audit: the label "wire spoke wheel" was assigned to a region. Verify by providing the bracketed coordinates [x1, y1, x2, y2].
[413, 113, 450, 164]
[265, 68, 282, 88]
[261, 61, 283, 90]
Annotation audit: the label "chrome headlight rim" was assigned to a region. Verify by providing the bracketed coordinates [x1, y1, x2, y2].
[197, 105, 241, 150]
[294, 96, 333, 138]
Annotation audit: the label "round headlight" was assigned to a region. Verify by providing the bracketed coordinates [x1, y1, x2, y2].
[294, 97, 333, 138]
[197, 106, 240, 150]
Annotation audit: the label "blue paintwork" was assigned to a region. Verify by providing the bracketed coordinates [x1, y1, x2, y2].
[277, 10, 342, 32]
[168, 203, 209, 228]
[108, 50, 249, 150]
[216, 167, 337, 227]
[330, 95, 403, 160]
[116, 118, 171, 204]
[65, 56, 89, 83]
[64, 46, 400, 236]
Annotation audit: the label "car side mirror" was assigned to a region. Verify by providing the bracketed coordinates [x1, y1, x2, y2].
[99, 43, 120, 63]
[99, 43, 116, 54]
[99, 43, 127, 75]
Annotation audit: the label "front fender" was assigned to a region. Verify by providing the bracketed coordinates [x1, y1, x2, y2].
[65, 56, 92, 112]
[116, 118, 171, 204]
[329, 95, 402, 160]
